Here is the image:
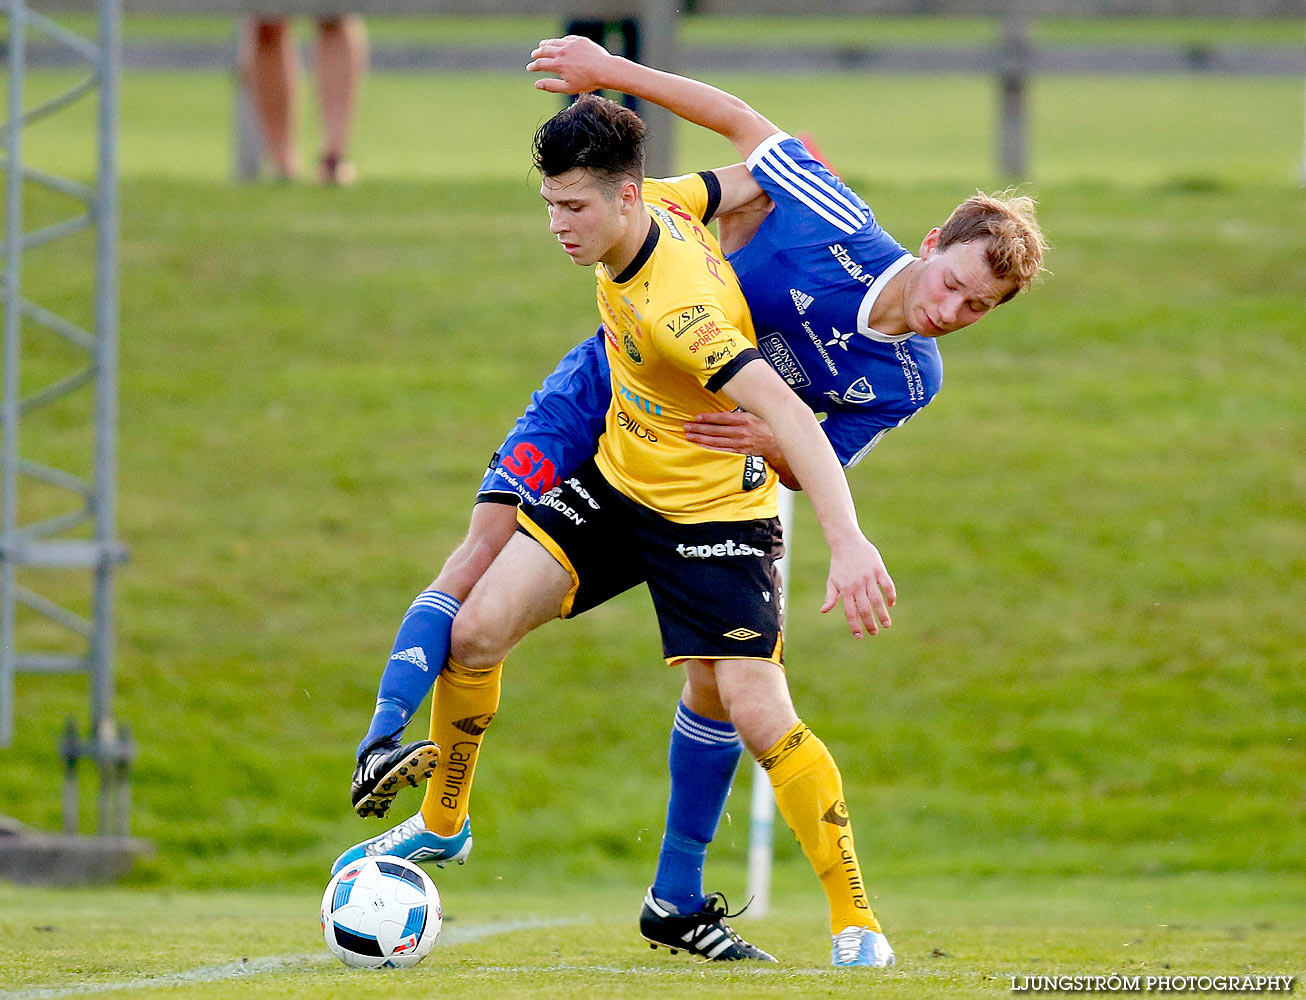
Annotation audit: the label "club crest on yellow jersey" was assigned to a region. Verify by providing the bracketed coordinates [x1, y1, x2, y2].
[622, 330, 644, 364]
[590, 173, 777, 524]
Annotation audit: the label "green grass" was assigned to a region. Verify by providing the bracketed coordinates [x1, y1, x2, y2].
[7, 67, 1304, 187]
[4, 173, 1303, 888]
[1, 62, 1304, 996]
[1, 875, 1302, 998]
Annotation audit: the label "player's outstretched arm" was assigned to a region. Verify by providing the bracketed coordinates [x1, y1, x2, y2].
[721, 360, 896, 639]
[528, 35, 778, 165]
[683, 410, 799, 491]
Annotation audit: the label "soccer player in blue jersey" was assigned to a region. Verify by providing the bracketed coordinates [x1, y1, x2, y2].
[341, 91, 899, 965]
[343, 39, 1045, 966]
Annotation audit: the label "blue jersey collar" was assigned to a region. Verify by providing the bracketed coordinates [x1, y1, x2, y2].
[856, 252, 917, 342]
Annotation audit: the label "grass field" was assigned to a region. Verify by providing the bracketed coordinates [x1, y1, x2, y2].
[2, 875, 1302, 998]
[10, 70, 1306, 187]
[2, 33, 1305, 997]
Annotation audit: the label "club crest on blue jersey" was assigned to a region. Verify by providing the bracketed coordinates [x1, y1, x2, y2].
[825, 377, 876, 406]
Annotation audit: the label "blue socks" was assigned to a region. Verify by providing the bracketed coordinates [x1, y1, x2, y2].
[652, 702, 743, 914]
[357, 589, 460, 759]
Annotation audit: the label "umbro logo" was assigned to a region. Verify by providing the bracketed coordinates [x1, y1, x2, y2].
[790, 287, 814, 315]
[822, 800, 851, 827]
[723, 627, 761, 641]
[452, 713, 496, 736]
[390, 647, 428, 672]
[759, 728, 808, 770]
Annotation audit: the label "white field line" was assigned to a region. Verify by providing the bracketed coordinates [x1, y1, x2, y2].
[0, 917, 577, 1000]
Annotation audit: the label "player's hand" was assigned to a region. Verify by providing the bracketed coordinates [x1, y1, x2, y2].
[820, 536, 896, 639]
[528, 36, 615, 95]
[684, 410, 778, 457]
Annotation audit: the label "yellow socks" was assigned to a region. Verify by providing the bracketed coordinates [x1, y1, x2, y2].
[761, 720, 882, 935]
[420, 657, 502, 837]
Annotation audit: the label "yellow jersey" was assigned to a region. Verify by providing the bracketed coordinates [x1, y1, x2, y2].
[592, 173, 778, 524]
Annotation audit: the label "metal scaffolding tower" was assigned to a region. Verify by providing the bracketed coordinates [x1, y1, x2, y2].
[2, 0, 136, 845]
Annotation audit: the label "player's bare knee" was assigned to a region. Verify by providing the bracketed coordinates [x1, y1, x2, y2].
[682, 662, 728, 720]
[715, 668, 796, 754]
[448, 602, 506, 667]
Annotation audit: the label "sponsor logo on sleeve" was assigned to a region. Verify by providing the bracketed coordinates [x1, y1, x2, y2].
[501, 442, 560, 495]
[650, 204, 686, 241]
[673, 312, 726, 355]
[666, 305, 709, 337]
[658, 198, 726, 286]
[702, 345, 735, 371]
[658, 198, 694, 223]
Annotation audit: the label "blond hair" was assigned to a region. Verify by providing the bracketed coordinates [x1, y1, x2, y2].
[938, 190, 1048, 303]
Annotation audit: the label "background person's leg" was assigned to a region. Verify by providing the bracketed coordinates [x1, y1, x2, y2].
[314, 16, 368, 184]
[241, 19, 300, 179]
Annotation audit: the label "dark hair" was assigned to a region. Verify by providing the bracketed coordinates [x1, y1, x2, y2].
[532, 95, 646, 191]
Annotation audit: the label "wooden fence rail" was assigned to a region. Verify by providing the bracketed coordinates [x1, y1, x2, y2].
[17, 1, 1306, 179]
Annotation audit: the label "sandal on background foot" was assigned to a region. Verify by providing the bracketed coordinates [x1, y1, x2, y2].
[320, 152, 357, 186]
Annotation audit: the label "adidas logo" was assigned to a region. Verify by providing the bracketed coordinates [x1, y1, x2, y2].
[822, 800, 851, 827]
[790, 288, 814, 315]
[391, 647, 428, 672]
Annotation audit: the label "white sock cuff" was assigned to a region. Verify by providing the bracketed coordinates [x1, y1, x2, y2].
[672, 702, 740, 747]
[404, 589, 460, 621]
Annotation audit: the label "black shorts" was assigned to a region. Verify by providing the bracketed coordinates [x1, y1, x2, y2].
[517, 459, 785, 665]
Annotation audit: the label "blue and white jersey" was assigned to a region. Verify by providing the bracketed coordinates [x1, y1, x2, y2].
[479, 329, 610, 505]
[727, 132, 944, 467]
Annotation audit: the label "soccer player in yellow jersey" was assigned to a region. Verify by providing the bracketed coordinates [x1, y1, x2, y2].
[334, 95, 898, 967]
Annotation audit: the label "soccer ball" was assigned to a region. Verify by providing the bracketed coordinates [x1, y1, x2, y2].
[321, 856, 442, 968]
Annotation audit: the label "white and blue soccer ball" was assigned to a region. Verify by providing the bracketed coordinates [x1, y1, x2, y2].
[321, 855, 442, 968]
